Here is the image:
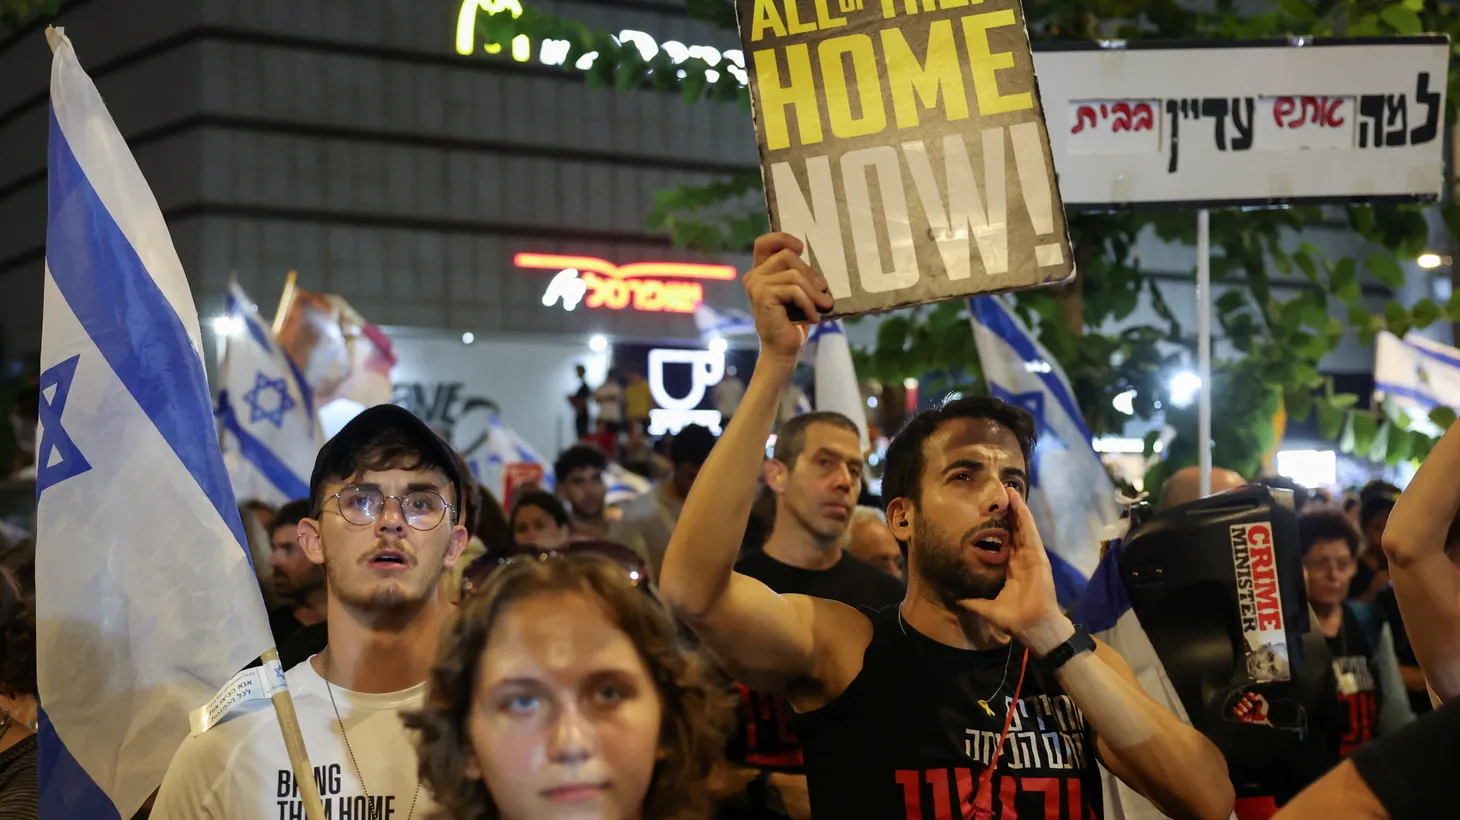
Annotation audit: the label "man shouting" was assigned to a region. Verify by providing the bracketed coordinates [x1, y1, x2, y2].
[660, 233, 1234, 819]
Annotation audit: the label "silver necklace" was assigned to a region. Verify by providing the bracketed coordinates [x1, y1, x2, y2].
[322, 648, 420, 820]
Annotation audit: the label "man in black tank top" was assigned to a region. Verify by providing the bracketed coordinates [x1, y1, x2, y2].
[660, 233, 1235, 820]
[722, 411, 905, 818]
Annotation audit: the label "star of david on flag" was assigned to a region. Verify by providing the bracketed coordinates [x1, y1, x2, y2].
[36, 354, 92, 494]
[244, 371, 296, 428]
[969, 296, 1120, 604]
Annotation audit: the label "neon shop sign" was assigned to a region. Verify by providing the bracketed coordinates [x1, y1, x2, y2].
[648, 348, 724, 436]
[454, 0, 748, 85]
[515, 253, 737, 314]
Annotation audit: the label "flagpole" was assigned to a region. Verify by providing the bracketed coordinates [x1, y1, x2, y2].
[272, 269, 299, 336]
[217, 272, 235, 446]
[262, 648, 327, 820]
[1197, 209, 1212, 497]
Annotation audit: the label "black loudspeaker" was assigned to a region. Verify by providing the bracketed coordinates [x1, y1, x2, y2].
[1120, 485, 1334, 799]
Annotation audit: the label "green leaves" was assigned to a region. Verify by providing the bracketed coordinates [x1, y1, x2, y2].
[1381, 3, 1425, 33]
[1366, 253, 1407, 289]
[1330, 259, 1362, 304]
[1430, 406, 1458, 430]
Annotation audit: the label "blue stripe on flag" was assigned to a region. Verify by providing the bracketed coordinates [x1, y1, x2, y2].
[969, 297, 1092, 443]
[1071, 542, 1131, 634]
[219, 400, 310, 501]
[285, 352, 316, 426]
[38, 709, 121, 820]
[1403, 337, 1460, 371]
[46, 107, 250, 557]
[1376, 381, 1442, 410]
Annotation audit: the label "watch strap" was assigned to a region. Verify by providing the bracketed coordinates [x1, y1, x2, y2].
[1036, 624, 1095, 675]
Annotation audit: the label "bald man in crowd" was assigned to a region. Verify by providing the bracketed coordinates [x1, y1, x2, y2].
[1160, 465, 1247, 508]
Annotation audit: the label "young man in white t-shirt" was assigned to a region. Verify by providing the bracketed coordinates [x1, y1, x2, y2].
[152, 405, 469, 820]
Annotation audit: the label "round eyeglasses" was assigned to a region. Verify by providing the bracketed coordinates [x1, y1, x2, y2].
[327, 485, 457, 531]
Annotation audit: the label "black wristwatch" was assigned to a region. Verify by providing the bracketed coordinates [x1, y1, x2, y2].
[1036, 624, 1095, 675]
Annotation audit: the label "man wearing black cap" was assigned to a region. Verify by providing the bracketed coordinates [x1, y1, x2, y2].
[1350, 482, 1400, 604]
[153, 405, 469, 819]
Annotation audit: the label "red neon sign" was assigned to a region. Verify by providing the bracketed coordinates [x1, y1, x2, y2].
[514, 253, 737, 314]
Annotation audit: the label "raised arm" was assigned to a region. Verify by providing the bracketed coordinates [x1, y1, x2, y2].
[1381, 422, 1460, 702]
[658, 233, 861, 696]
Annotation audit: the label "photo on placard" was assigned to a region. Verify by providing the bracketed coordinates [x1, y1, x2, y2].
[737, 0, 1075, 317]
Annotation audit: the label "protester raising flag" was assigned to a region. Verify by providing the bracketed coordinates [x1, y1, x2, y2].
[37, 30, 277, 818]
[217, 281, 320, 506]
[969, 295, 1120, 605]
[806, 320, 870, 455]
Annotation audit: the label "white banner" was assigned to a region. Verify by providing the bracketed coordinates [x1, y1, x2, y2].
[1035, 37, 1450, 206]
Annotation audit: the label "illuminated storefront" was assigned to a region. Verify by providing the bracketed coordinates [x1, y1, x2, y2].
[0, 0, 756, 459]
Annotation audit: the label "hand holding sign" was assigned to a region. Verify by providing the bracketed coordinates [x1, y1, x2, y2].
[746, 232, 835, 360]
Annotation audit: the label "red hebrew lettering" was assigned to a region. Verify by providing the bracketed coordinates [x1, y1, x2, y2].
[1112, 102, 1133, 132]
[1000, 775, 1017, 820]
[926, 769, 953, 820]
[1132, 103, 1154, 131]
[1072, 105, 1097, 134]
[1274, 97, 1295, 127]
[1022, 777, 1061, 820]
[896, 770, 922, 820]
[1322, 97, 1345, 127]
[1099, 104, 1108, 118]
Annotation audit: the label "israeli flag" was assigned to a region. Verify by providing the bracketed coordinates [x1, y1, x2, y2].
[807, 321, 870, 455]
[1374, 330, 1460, 419]
[38, 30, 273, 819]
[969, 296, 1119, 604]
[694, 303, 756, 339]
[217, 281, 319, 506]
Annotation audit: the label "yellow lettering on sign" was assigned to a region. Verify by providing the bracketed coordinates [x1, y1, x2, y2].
[784, 0, 818, 34]
[962, 10, 1033, 115]
[820, 34, 887, 139]
[813, 0, 848, 30]
[755, 45, 824, 149]
[879, 0, 922, 17]
[882, 21, 969, 129]
[751, 0, 788, 41]
[939, 0, 971, 8]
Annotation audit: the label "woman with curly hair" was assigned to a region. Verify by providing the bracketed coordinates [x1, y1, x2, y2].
[407, 542, 732, 820]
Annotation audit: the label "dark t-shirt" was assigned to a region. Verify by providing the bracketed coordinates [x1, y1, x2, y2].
[1350, 692, 1460, 819]
[281, 620, 328, 670]
[1323, 601, 1382, 760]
[1373, 585, 1431, 715]
[722, 550, 904, 819]
[267, 607, 304, 651]
[0, 735, 36, 820]
[795, 606, 1103, 819]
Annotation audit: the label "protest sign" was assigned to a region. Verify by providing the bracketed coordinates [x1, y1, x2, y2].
[737, 0, 1074, 317]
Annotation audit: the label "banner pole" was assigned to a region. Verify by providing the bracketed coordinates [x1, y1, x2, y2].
[1197, 209, 1212, 497]
[263, 648, 327, 820]
[272, 270, 299, 337]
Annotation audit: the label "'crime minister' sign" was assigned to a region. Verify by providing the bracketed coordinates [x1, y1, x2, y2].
[738, 0, 1073, 317]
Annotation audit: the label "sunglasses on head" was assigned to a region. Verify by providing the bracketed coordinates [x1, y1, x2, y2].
[460, 539, 650, 598]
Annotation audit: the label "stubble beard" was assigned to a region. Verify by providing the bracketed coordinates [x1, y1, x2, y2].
[912, 511, 1006, 609]
[323, 539, 444, 624]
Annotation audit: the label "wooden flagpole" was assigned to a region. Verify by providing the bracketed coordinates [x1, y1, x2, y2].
[273, 270, 300, 336]
[262, 648, 327, 820]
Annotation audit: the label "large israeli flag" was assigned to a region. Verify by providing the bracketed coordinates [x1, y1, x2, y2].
[217, 281, 319, 506]
[807, 321, 870, 454]
[969, 296, 1119, 603]
[38, 30, 273, 819]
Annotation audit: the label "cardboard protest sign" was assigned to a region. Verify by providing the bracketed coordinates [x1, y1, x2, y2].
[738, 0, 1074, 317]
